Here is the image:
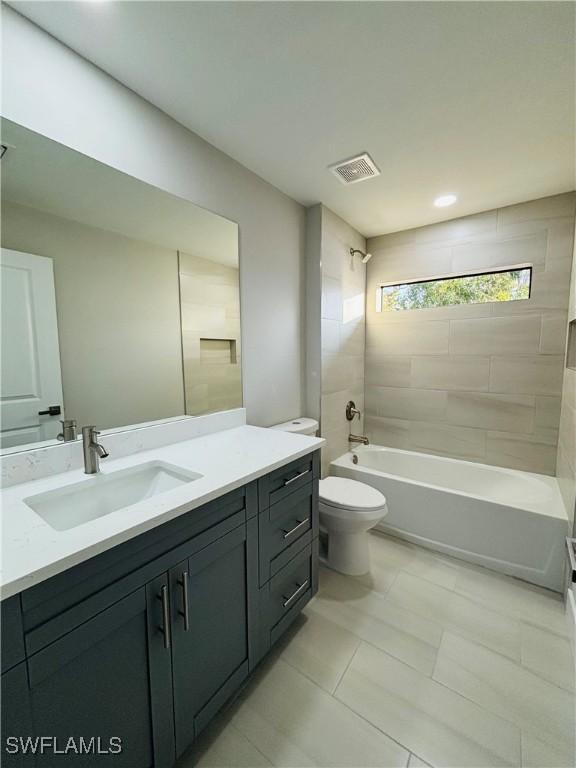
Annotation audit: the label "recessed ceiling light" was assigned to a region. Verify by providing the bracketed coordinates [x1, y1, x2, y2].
[434, 194, 457, 208]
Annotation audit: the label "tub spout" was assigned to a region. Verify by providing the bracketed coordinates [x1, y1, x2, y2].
[349, 434, 369, 446]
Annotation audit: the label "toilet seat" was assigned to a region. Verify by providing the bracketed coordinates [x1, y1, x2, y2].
[319, 477, 386, 513]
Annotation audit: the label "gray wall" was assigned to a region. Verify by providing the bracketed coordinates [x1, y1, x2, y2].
[365, 193, 576, 475]
[2, 7, 305, 427]
[2, 201, 185, 430]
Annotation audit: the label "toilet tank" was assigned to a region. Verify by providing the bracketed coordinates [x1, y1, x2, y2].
[269, 417, 319, 436]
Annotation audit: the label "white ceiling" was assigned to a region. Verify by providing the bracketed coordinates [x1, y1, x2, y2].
[1, 120, 238, 266]
[8, 1, 575, 237]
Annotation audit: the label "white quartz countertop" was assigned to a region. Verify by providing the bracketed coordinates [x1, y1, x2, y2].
[1, 425, 324, 600]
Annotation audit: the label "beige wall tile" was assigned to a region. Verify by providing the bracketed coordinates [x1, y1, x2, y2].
[321, 319, 340, 352]
[446, 392, 535, 433]
[412, 356, 490, 392]
[534, 395, 562, 430]
[489, 355, 564, 396]
[366, 387, 447, 423]
[449, 315, 541, 355]
[321, 275, 342, 321]
[486, 430, 558, 475]
[451, 231, 546, 274]
[409, 421, 486, 460]
[540, 312, 569, 353]
[319, 206, 367, 464]
[361, 195, 575, 474]
[364, 415, 411, 449]
[543, 219, 576, 274]
[368, 244, 452, 283]
[497, 193, 576, 227]
[368, 209, 497, 251]
[366, 321, 449, 355]
[365, 356, 411, 388]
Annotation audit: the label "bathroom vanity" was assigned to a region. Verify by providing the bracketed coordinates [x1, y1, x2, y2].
[1, 433, 321, 767]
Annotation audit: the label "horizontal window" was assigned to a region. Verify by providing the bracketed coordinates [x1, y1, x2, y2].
[377, 266, 532, 312]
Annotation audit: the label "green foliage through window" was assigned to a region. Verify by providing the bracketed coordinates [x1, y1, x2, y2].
[379, 267, 531, 312]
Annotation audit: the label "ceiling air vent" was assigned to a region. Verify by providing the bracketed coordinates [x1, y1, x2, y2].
[329, 152, 380, 185]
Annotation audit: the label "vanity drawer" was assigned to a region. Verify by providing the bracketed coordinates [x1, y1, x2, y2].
[258, 482, 318, 585]
[258, 452, 319, 511]
[259, 539, 318, 657]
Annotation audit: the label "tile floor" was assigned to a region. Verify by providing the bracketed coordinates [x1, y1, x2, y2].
[180, 532, 575, 768]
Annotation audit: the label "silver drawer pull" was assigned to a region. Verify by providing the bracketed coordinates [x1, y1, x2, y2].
[178, 570, 190, 632]
[283, 468, 310, 487]
[157, 584, 171, 650]
[283, 580, 309, 608]
[283, 518, 308, 539]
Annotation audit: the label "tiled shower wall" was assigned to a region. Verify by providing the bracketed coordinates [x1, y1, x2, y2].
[319, 206, 367, 476]
[179, 251, 242, 416]
[365, 193, 576, 475]
[557, 221, 576, 530]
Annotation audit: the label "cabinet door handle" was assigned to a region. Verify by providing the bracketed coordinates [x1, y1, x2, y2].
[282, 518, 308, 540]
[283, 579, 309, 608]
[178, 570, 190, 632]
[283, 469, 310, 487]
[158, 585, 171, 650]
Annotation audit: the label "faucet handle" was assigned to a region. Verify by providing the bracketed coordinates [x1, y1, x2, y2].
[346, 400, 361, 422]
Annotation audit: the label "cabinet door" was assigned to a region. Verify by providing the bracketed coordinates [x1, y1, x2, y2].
[2, 662, 35, 767]
[25, 577, 175, 768]
[171, 525, 249, 756]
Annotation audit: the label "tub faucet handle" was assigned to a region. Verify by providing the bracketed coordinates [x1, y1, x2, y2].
[346, 400, 361, 421]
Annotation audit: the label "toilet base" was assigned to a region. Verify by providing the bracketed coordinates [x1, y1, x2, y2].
[327, 530, 371, 576]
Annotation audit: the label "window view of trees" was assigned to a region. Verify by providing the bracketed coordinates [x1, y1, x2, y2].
[379, 268, 531, 312]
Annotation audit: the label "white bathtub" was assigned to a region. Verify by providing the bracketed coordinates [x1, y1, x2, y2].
[330, 445, 569, 592]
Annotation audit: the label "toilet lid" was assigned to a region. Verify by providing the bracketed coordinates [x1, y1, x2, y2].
[319, 477, 386, 512]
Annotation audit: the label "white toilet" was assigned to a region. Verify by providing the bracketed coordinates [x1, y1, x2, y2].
[270, 417, 388, 576]
[319, 476, 388, 575]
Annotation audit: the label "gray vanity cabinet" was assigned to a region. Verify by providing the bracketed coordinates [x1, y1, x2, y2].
[21, 574, 174, 768]
[1, 451, 320, 768]
[170, 524, 250, 757]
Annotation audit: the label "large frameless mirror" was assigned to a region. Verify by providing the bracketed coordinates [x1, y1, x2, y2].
[1, 120, 241, 452]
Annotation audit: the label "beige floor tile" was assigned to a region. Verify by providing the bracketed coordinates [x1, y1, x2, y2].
[407, 755, 432, 768]
[335, 641, 521, 767]
[370, 531, 472, 591]
[454, 565, 569, 638]
[387, 570, 522, 660]
[320, 551, 400, 600]
[433, 632, 574, 756]
[184, 722, 272, 767]
[520, 623, 575, 692]
[233, 658, 409, 767]
[279, 610, 360, 694]
[521, 732, 576, 768]
[310, 585, 442, 676]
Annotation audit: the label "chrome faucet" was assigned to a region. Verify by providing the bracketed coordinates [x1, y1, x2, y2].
[349, 434, 369, 446]
[82, 426, 109, 474]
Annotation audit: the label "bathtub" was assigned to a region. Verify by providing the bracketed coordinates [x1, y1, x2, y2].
[330, 445, 569, 592]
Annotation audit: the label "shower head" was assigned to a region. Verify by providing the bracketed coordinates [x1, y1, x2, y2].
[350, 248, 372, 264]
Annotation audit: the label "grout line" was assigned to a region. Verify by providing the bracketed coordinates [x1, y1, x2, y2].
[331, 638, 362, 696]
[429, 628, 445, 680]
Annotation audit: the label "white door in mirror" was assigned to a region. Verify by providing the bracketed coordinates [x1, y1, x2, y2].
[0, 249, 64, 448]
[23, 461, 203, 531]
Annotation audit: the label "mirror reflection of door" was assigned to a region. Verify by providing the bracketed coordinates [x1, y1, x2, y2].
[0, 248, 64, 448]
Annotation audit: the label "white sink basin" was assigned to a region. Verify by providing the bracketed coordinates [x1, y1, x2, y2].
[24, 461, 203, 531]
